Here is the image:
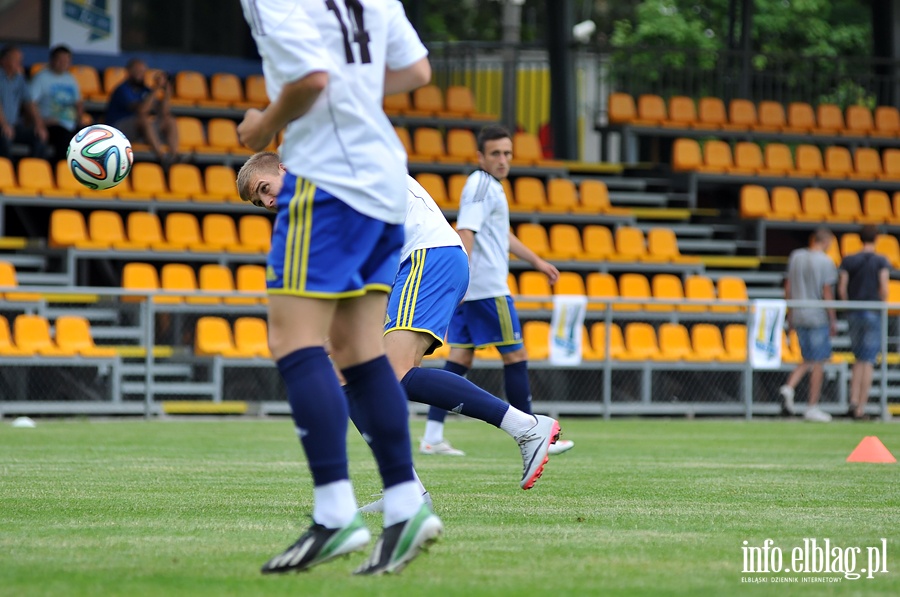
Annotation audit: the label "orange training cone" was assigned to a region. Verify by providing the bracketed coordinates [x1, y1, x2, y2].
[846, 436, 897, 463]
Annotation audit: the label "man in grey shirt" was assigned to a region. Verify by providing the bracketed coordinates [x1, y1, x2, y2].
[780, 227, 838, 422]
[0, 44, 47, 160]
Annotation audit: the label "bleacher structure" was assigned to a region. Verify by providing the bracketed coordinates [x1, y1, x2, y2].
[0, 66, 897, 419]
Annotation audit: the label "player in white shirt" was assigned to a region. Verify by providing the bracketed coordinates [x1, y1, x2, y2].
[238, 153, 564, 505]
[429, 125, 576, 456]
[236, 0, 437, 576]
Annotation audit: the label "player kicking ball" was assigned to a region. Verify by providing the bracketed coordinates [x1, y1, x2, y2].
[237, 152, 564, 501]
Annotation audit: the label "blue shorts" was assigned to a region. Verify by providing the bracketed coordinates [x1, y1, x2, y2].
[447, 295, 524, 353]
[795, 325, 831, 362]
[385, 246, 470, 355]
[847, 311, 881, 363]
[267, 173, 403, 298]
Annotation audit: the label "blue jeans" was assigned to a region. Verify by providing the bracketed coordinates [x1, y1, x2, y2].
[847, 311, 881, 363]
[795, 325, 831, 362]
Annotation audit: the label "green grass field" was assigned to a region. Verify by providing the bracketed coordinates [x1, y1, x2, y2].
[1, 417, 898, 596]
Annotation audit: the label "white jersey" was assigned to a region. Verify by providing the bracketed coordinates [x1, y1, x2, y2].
[241, 0, 427, 224]
[402, 175, 464, 262]
[455, 170, 511, 300]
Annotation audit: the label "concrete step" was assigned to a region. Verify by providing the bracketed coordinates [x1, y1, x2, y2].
[609, 191, 668, 207]
[121, 381, 217, 396]
[16, 272, 73, 286]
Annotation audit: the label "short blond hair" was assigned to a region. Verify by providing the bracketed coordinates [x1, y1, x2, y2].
[236, 151, 281, 203]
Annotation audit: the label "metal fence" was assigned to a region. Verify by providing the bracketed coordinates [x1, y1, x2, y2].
[0, 288, 895, 421]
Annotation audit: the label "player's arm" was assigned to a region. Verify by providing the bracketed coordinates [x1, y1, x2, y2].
[508, 231, 559, 283]
[238, 71, 328, 152]
[384, 57, 431, 96]
[879, 266, 889, 301]
[837, 269, 849, 301]
[822, 282, 837, 336]
[457, 228, 475, 257]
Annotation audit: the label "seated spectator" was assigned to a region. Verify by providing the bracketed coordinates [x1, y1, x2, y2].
[105, 58, 178, 164]
[0, 44, 48, 159]
[30, 45, 83, 162]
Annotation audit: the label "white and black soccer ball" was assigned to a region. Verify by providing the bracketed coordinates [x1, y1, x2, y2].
[67, 124, 134, 190]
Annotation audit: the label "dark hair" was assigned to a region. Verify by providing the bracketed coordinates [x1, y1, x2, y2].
[126, 57, 145, 69]
[476, 125, 512, 153]
[50, 45, 72, 59]
[0, 44, 19, 61]
[812, 227, 833, 245]
[860, 224, 878, 244]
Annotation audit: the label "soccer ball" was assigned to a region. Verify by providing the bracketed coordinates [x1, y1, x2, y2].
[67, 124, 134, 190]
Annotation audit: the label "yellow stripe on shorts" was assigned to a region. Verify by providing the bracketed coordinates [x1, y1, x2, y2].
[397, 249, 424, 327]
[496, 296, 514, 342]
[405, 249, 427, 327]
[283, 178, 315, 291]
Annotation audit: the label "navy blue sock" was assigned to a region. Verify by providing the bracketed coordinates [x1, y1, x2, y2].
[277, 347, 349, 486]
[342, 356, 414, 489]
[344, 385, 370, 439]
[401, 367, 508, 428]
[504, 360, 533, 415]
[427, 361, 470, 423]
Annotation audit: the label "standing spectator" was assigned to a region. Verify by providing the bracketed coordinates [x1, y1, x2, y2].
[0, 44, 48, 159]
[30, 45, 83, 162]
[838, 225, 889, 420]
[779, 227, 838, 422]
[105, 58, 177, 164]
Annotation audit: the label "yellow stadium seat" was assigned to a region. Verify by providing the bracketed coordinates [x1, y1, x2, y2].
[507, 273, 519, 296]
[511, 132, 548, 167]
[55, 316, 117, 358]
[686, 324, 727, 362]
[701, 140, 733, 173]
[590, 322, 625, 359]
[17, 157, 56, 195]
[0, 156, 35, 196]
[120, 162, 182, 200]
[50, 209, 93, 249]
[50, 160, 89, 198]
[714, 277, 748, 313]
[585, 272, 617, 311]
[413, 127, 446, 162]
[770, 186, 802, 220]
[672, 138, 702, 171]
[522, 321, 550, 360]
[786, 102, 816, 133]
[873, 106, 900, 138]
[863, 190, 900, 225]
[636, 94, 667, 125]
[0, 261, 40, 302]
[447, 173, 468, 206]
[815, 103, 844, 135]
[547, 224, 583, 260]
[210, 72, 254, 109]
[204, 118, 253, 156]
[202, 164, 238, 202]
[244, 74, 268, 107]
[723, 324, 748, 362]
[126, 212, 180, 252]
[617, 273, 650, 311]
[512, 177, 548, 212]
[622, 322, 660, 361]
[844, 105, 874, 136]
[234, 317, 271, 358]
[166, 163, 205, 200]
[203, 214, 250, 253]
[172, 70, 211, 107]
[383, 92, 410, 116]
[517, 271, 552, 310]
[175, 116, 207, 153]
[658, 323, 694, 361]
[15, 315, 71, 356]
[516, 223, 551, 258]
[729, 99, 758, 129]
[0, 315, 26, 356]
[697, 97, 732, 130]
[740, 185, 771, 219]
[166, 212, 214, 252]
[682, 275, 715, 312]
[840, 232, 863, 258]
[853, 148, 882, 181]
[411, 84, 444, 116]
[608, 93, 637, 124]
[161, 263, 206, 304]
[881, 149, 900, 181]
[821, 146, 853, 180]
[761, 143, 794, 176]
[444, 129, 478, 164]
[545, 178, 578, 212]
[756, 101, 786, 132]
[444, 86, 488, 119]
[239, 215, 272, 253]
[798, 187, 833, 221]
[87, 209, 145, 250]
[121, 262, 158, 303]
[792, 145, 824, 178]
[649, 273, 684, 312]
[70, 64, 102, 100]
[666, 96, 696, 127]
[832, 189, 865, 223]
[236, 264, 267, 303]
[198, 264, 241, 304]
[875, 234, 900, 268]
[581, 225, 615, 260]
[195, 317, 242, 357]
[553, 271, 586, 296]
[613, 226, 647, 262]
[647, 228, 700, 264]
[731, 142, 764, 175]
[415, 173, 451, 209]
[574, 180, 630, 215]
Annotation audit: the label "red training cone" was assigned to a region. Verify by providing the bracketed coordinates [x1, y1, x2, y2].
[846, 436, 897, 463]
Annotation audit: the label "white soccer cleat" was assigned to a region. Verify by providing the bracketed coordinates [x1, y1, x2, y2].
[516, 414, 560, 490]
[548, 439, 574, 455]
[803, 407, 832, 423]
[779, 385, 796, 415]
[419, 439, 465, 456]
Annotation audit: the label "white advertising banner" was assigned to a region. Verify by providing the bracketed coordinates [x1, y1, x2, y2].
[49, 0, 120, 55]
[548, 295, 588, 366]
[749, 299, 787, 369]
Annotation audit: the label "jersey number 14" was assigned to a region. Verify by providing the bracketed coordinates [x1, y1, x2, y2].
[325, 0, 371, 64]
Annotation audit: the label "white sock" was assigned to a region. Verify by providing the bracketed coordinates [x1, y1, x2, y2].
[383, 480, 425, 526]
[412, 468, 428, 494]
[499, 407, 538, 438]
[312, 479, 357, 528]
[423, 420, 444, 445]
